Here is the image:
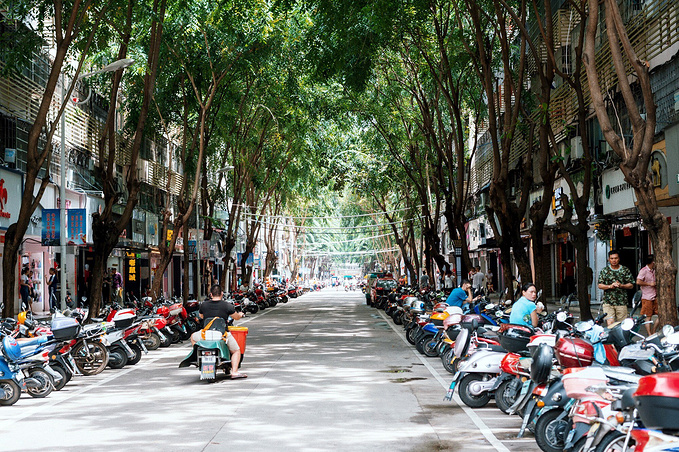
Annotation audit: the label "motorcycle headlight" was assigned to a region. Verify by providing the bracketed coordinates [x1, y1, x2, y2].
[551, 393, 562, 402]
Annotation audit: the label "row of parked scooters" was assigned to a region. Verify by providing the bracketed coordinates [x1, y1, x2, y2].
[371, 287, 679, 452]
[0, 285, 304, 406]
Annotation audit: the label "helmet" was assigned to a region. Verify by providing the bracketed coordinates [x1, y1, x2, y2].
[17, 311, 26, 325]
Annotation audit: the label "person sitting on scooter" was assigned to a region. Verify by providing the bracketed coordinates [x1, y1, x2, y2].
[509, 283, 543, 327]
[445, 279, 481, 311]
[198, 284, 247, 380]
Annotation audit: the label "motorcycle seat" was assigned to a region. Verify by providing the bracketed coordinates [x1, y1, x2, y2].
[479, 343, 506, 353]
[16, 335, 49, 347]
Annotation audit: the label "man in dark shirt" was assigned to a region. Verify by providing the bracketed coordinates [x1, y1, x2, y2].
[199, 284, 247, 379]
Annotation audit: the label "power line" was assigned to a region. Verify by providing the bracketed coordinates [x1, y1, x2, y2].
[301, 247, 400, 257]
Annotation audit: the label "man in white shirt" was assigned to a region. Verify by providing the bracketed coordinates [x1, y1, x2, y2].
[472, 266, 485, 294]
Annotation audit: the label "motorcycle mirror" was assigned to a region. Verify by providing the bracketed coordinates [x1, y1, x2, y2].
[576, 321, 593, 333]
[537, 289, 543, 300]
[665, 331, 679, 345]
[556, 312, 568, 323]
[662, 324, 674, 338]
[620, 318, 635, 331]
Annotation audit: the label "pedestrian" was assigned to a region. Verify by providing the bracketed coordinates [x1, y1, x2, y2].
[562, 258, 576, 296]
[19, 267, 31, 313]
[111, 268, 123, 304]
[197, 284, 247, 379]
[598, 250, 634, 325]
[444, 270, 454, 294]
[45, 267, 58, 313]
[472, 266, 485, 294]
[509, 283, 544, 327]
[636, 255, 657, 335]
[419, 270, 430, 289]
[486, 270, 494, 293]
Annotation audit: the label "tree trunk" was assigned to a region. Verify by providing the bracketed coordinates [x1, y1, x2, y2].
[182, 221, 190, 302]
[573, 232, 593, 321]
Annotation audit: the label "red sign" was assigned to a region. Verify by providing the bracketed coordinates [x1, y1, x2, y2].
[0, 179, 10, 219]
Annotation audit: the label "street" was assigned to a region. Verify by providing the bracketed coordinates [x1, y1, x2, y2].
[0, 289, 541, 452]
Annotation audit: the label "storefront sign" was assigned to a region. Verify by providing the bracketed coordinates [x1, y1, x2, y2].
[126, 251, 138, 282]
[42, 209, 60, 246]
[0, 168, 22, 229]
[602, 168, 636, 215]
[67, 209, 87, 245]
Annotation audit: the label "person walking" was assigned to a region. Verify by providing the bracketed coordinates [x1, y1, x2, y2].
[598, 250, 634, 325]
[419, 270, 430, 289]
[636, 255, 657, 335]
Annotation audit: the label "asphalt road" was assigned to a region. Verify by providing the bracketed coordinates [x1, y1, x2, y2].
[0, 289, 542, 452]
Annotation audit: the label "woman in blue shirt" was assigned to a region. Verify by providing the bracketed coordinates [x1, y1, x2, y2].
[509, 283, 543, 327]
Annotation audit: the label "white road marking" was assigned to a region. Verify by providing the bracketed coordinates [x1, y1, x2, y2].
[378, 310, 511, 452]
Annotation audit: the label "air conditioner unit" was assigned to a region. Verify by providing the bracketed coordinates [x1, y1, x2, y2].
[570, 136, 584, 159]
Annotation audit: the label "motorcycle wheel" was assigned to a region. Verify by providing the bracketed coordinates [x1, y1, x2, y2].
[72, 341, 109, 376]
[0, 380, 21, 406]
[50, 364, 69, 391]
[494, 379, 519, 414]
[422, 337, 440, 357]
[534, 409, 570, 452]
[406, 326, 418, 345]
[392, 311, 403, 325]
[170, 328, 182, 344]
[127, 342, 143, 366]
[594, 431, 627, 452]
[185, 318, 199, 335]
[458, 374, 492, 408]
[441, 348, 458, 374]
[179, 325, 192, 341]
[108, 346, 128, 369]
[248, 305, 259, 314]
[269, 298, 278, 307]
[26, 368, 53, 398]
[415, 334, 434, 355]
[143, 332, 161, 351]
[159, 333, 172, 348]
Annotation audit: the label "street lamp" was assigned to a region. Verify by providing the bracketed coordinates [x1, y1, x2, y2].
[59, 58, 134, 310]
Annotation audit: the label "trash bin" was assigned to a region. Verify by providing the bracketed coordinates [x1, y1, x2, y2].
[229, 326, 248, 354]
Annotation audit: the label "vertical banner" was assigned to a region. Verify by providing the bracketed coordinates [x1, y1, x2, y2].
[42, 209, 60, 246]
[67, 209, 87, 245]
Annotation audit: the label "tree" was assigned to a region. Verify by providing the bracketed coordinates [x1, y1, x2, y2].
[2, 0, 108, 317]
[584, 0, 677, 325]
[87, 0, 167, 319]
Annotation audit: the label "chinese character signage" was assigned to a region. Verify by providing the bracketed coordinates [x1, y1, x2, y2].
[67, 209, 87, 245]
[42, 209, 60, 246]
[126, 251, 137, 283]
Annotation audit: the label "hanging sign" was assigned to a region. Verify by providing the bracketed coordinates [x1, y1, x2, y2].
[67, 209, 87, 245]
[42, 209, 60, 246]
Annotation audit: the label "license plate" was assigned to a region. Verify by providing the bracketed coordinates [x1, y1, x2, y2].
[201, 355, 216, 363]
